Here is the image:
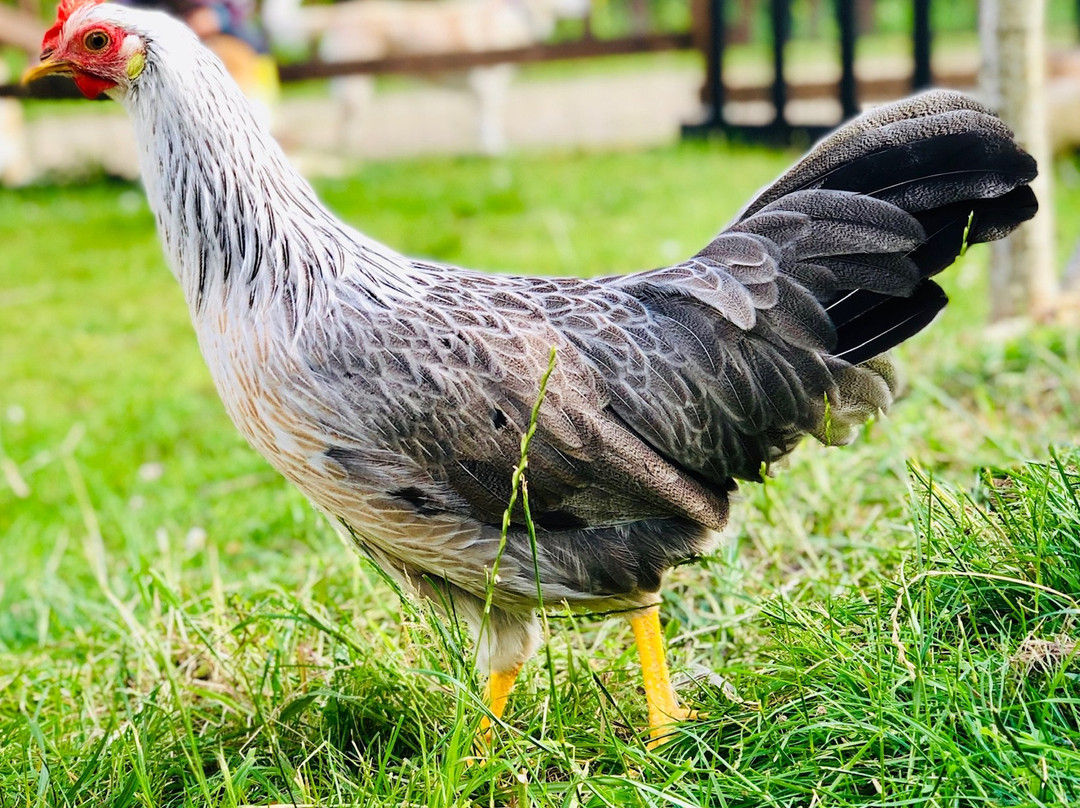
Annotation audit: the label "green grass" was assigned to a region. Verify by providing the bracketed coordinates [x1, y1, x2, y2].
[2, 142, 1080, 806]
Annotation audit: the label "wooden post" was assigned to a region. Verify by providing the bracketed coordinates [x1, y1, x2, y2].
[980, 0, 1057, 319]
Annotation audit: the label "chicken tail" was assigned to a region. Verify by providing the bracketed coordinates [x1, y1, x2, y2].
[732, 90, 1038, 366]
[599, 91, 1038, 478]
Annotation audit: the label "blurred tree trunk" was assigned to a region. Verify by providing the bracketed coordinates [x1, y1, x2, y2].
[980, 0, 1057, 319]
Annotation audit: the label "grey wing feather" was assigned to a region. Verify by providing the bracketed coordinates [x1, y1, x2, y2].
[312, 270, 730, 531]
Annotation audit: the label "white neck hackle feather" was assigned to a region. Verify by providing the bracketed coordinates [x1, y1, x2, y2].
[83, 6, 418, 330]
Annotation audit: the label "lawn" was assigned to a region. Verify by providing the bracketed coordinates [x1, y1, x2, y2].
[2, 140, 1080, 807]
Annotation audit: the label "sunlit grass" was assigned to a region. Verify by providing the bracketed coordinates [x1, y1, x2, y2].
[2, 142, 1080, 806]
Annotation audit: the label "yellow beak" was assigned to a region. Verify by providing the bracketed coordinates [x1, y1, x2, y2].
[21, 59, 74, 85]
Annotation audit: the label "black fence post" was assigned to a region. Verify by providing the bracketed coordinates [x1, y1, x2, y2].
[836, 0, 858, 119]
[913, 0, 932, 89]
[707, 0, 726, 126]
[771, 0, 791, 128]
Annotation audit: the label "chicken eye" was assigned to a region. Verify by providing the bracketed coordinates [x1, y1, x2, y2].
[83, 30, 111, 51]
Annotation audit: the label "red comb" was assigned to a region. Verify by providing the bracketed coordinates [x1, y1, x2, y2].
[43, 0, 106, 49]
[57, 0, 106, 23]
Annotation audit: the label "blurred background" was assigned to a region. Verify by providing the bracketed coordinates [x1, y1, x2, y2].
[2, 0, 1079, 166]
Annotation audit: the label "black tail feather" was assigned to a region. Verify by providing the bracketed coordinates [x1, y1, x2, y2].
[907, 185, 1039, 279]
[830, 282, 948, 364]
[738, 90, 1038, 365]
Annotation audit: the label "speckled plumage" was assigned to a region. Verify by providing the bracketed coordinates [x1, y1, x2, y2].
[37, 4, 1037, 677]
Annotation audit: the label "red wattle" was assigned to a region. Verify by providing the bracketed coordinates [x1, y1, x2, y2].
[74, 72, 116, 99]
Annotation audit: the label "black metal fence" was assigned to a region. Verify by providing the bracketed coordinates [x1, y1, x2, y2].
[686, 0, 940, 143]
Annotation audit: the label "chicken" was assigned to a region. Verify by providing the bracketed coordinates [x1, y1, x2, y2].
[25, 0, 1038, 747]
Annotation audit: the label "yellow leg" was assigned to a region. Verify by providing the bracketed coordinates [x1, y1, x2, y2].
[630, 605, 694, 748]
[479, 664, 521, 741]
